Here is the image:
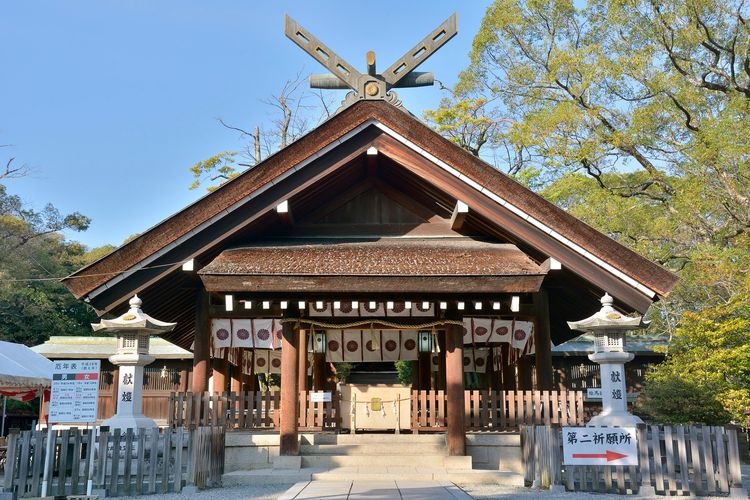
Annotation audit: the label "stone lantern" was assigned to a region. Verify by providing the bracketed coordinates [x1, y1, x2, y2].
[92, 295, 176, 430]
[567, 293, 648, 427]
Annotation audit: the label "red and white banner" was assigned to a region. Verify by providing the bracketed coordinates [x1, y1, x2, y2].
[343, 330, 363, 362]
[363, 330, 382, 362]
[511, 321, 534, 350]
[252, 319, 275, 350]
[253, 350, 269, 373]
[211, 319, 232, 349]
[489, 319, 513, 344]
[325, 330, 344, 362]
[471, 318, 493, 344]
[400, 331, 419, 361]
[381, 330, 401, 361]
[268, 350, 282, 374]
[272, 320, 283, 349]
[232, 319, 254, 348]
[431, 354, 440, 372]
[473, 348, 489, 373]
[0, 388, 44, 402]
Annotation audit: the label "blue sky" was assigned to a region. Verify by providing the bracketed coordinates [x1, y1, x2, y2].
[1, 1, 493, 249]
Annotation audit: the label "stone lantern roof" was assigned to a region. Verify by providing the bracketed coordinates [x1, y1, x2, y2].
[567, 293, 649, 332]
[91, 295, 176, 335]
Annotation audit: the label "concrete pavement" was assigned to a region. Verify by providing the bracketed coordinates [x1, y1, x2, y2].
[278, 480, 473, 499]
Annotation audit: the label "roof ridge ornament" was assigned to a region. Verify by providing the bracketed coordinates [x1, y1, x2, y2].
[284, 13, 457, 110]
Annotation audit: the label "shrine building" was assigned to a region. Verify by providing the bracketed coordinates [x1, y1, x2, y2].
[62, 14, 679, 472]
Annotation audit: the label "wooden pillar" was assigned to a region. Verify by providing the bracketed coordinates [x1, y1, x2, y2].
[191, 290, 210, 393]
[212, 357, 228, 393]
[517, 355, 533, 390]
[230, 364, 241, 393]
[298, 329, 308, 392]
[312, 353, 326, 391]
[280, 306, 300, 456]
[179, 368, 188, 393]
[445, 311, 465, 456]
[437, 334, 447, 391]
[534, 290, 554, 390]
[418, 352, 431, 390]
[501, 344, 516, 391]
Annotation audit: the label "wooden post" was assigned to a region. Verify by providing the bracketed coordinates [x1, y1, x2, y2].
[502, 344, 516, 391]
[298, 329, 308, 392]
[280, 305, 300, 455]
[191, 290, 210, 393]
[418, 352, 431, 390]
[517, 355, 533, 390]
[437, 333, 447, 391]
[445, 310, 465, 456]
[230, 364, 241, 393]
[212, 356, 228, 393]
[312, 353, 326, 391]
[534, 290, 554, 390]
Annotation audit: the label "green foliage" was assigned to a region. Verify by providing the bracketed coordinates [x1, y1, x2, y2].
[394, 360, 412, 386]
[637, 294, 750, 425]
[333, 362, 353, 383]
[189, 151, 239, 191]
[425, 0, 750, 424]
[0, 184, 99, 346]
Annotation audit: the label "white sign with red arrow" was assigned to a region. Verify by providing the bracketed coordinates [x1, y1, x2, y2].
[562, 427, 638, 466]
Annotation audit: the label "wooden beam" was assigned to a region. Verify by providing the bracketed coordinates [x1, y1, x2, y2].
[450, 200, 469, 231]
[200, 274, 545, 294]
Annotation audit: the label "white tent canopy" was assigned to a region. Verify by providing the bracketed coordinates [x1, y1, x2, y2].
[0, 340, 53, 388]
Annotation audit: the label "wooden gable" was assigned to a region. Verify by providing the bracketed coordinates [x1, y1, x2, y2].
[63, 100, 679, 349]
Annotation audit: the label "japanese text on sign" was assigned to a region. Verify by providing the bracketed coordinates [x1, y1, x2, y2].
[48, 359, 101, 424]
[562, 427, 638, 466]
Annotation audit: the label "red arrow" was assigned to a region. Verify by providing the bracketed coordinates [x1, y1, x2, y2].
[572, 450, 628, 462]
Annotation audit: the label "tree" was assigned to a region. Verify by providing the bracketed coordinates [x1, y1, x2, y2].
[190, 74, 335, 191]
[0, 184, 99, 346]
[425, 0, 750, 423]
[429, 0, 750, 308]
[636, 293, 750, 426]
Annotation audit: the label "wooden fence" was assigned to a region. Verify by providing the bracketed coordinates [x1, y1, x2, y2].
[168, 391, 341, 431]
[1, 425, 225, 498]
[412, 390, 585, 433]
[522, 424, 746, 496]
[168, 390, 584, 432]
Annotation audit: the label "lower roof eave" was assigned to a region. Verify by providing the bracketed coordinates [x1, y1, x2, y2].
[199, 274, 547, 295]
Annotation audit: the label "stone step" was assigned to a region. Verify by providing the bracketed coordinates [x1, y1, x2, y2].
[300, 443, 447, 456]
[307, 433, 446, 445]
[222, 467, 524, 487]
[301, 454, 451, 468]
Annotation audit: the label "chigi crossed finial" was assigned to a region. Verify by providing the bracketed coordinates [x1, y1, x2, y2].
[285, 13, 457, 110]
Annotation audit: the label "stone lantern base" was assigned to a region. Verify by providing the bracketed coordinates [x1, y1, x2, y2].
[101, 413, 157, 431]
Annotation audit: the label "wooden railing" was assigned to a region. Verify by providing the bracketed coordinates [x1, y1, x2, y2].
[411, 390, 585, 432]
[522, 424, 745, 495]
[169, 389, 583, 432]
[2, 425, 225, 498]
[168, 391, 340, 431]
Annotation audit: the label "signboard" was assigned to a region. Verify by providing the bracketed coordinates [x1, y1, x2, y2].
[49, 360, 100, 424]
[562, 426, 638, 466]
[586, 388, 603, 399]
[310, 391, 332, 403]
